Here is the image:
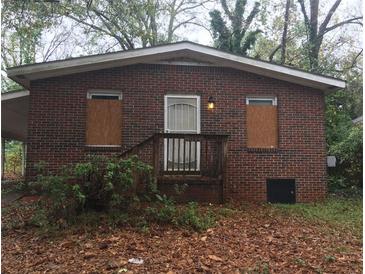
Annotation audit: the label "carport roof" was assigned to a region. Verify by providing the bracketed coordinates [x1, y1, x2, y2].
[2, 90, 29, 141]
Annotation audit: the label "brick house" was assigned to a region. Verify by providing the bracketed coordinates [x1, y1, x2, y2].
[3, 41, 345, 203]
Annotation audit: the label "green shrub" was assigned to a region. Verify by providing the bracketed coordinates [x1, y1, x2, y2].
[145, 194, 177, 224]
[74, 155, 156, 211]
[217, 207, 236, 217]
[328, 175, 362, 197]
[328, 123, 362, 193]
[29, 208, 50, 228]
[38, 174, 85, 221]
[32, 156, 157, 226]
[28, 156, 217, 232]
[145, 198, 216, 231]
[177, 202, 215, 231]
[106, 211, 130, 227]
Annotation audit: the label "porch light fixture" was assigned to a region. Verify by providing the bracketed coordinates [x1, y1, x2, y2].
[208, 96, 215, 110]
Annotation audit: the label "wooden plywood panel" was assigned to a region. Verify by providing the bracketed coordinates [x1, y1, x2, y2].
[247, 105, 278, 148]
[86, 99, 122, 145]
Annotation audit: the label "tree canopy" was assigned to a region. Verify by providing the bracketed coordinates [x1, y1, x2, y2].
[209, 0, 261, 55]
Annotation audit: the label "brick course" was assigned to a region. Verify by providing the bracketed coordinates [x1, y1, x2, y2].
[26, 64, 327, 202]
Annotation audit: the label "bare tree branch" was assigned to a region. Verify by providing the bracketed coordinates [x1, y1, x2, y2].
[297, 0, 310, 29]
[220, 0, 234, 22]
[269, 44, 281, 62]
[280, 0, 291, 64]
[178, 0, 211, 13]
[324, 16, 363, 34]
[243, 2, 260, 31]
[172, 16, 196, 33]
[318, 0, 342, 36]
[334, 49, 363, 73]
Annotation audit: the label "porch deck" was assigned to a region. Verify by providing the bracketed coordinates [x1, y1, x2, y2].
[120, 133, 228, 203]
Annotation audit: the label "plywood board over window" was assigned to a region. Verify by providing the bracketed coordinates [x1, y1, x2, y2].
[86, 92, 122, 146]
[246, 97, 278, 148]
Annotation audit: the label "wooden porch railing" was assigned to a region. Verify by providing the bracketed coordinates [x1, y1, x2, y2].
[120, 133, 228, 179]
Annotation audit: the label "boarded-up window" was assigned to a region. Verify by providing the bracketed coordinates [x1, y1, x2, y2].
[246, 97, 278, 148]
[86, 92, 122, 146]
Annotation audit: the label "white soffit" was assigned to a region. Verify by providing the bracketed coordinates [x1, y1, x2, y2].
[1, 90, 30, 101]
[6, 42, 345, 92]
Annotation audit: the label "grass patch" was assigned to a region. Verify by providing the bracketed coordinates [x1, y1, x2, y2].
[216, 207, 237, 217]
[271, 196, 362, 236]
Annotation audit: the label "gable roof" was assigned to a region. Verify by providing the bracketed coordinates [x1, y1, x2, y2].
[7, 41, 345, 92]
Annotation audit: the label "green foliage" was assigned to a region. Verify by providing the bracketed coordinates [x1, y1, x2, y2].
[217, 207, 236, 217]
[325, 86, 363, 193]
[294, 257, 307, 267]
[209, 0, 261, 55]
[74, 155, 156, 210]
[146, 198, 216, 231]
[146, 194, 177, 224]
[3, 140, 23, 178]
[29, 208, 50, 228]
[324, 255, 336, 263]
[325, 91, 354, 148]
[330, 125, 362, 165]
[322, 47, 363, 193]
[242, 261, 270, 274]
[10, 157, 217, 232]
[272, 197, 362, 236]
[32, 155, 156, 226]
[328, 125, 362, 193]
[1, 1, 60, 91]
[177, 202, 215, 231]
[37, 174, 85, 221]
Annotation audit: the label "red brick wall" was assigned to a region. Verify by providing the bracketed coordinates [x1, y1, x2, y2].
[27, 64, 327, 202]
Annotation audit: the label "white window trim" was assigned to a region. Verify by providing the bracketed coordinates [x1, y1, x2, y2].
[246, 96, 277, 106]
[87, 89, 122, 100]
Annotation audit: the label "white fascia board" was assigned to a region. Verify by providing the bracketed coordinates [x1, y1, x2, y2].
[184, 44, 346, 90]
[7, 43, 190, 78]
[7, 42, 346, 91]
[1, 90, 30, 101]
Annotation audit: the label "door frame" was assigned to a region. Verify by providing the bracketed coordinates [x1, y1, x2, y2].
[164, 94, 201, 134]
[163, 94, 201, 171]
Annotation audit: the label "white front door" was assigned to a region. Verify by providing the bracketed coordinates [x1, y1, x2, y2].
[164, 95, 201, 171]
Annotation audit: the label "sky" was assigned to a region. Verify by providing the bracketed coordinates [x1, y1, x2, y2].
[3, 0, 364, 65]
[180, 0, 363, 46]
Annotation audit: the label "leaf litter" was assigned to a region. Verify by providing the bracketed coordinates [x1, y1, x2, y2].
[1, 200, 362, 273]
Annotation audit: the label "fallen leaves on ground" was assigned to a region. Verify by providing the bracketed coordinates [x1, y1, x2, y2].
[1, 201, 362, 273]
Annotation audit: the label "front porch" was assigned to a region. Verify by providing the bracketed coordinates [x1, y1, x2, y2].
[120, 133, 229, 203]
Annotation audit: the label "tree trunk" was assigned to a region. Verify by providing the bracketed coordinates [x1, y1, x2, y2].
[280, 0, 291, 64]
[308, 0, 319, 71]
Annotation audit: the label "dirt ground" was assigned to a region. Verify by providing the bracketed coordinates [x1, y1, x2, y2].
[1, 200, 362, 274]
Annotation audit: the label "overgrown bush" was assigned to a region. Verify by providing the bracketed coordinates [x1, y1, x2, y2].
[30, 155, 216, 232]
[326, 91, 363, 194]
[328, 124, 362, 195]
[33, 155, 156, 223]
[73, 155, 156, 210]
